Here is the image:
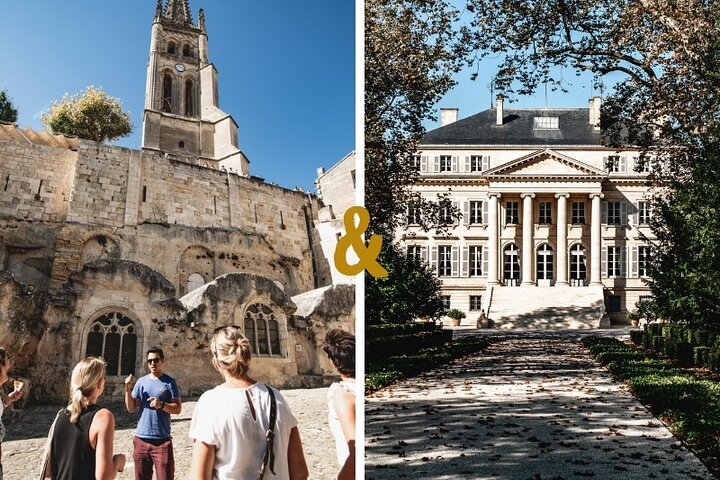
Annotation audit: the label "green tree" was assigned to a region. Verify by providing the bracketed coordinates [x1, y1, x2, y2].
[42, 86, 132, 142]
[0, 89, 18, 123]
[464, 0, 720, 327]
[366, 244, 446, 325]
[365, 0, 469, 324]
[365, 0, 467, 238]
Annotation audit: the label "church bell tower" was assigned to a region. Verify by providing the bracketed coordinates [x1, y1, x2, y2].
[142, 0, 249, 174]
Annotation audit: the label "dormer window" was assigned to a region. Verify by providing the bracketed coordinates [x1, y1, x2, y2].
[533, 117, 559, 130]
[183, 44, 191, 57]
[167, 41, 176, 55]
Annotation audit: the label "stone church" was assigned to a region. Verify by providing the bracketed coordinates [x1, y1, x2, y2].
[0, 0, 354, 402]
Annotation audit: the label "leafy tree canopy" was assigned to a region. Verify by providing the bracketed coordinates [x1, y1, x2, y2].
[464, 0, 720, 326]
[0, 89, 18, 123]
[42, 86, 132, 143]
[365, 0, 467, 238]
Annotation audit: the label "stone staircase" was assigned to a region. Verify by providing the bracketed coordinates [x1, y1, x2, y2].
[484, 285, 608, 329]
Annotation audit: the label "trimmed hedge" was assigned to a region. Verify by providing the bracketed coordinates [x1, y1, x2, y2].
[366, 329, 452, 362]
[583, 336, 720, 475]
[366, 337, 492, 394]
[632, 323, 720, 370]
[366, 322, 435, 339]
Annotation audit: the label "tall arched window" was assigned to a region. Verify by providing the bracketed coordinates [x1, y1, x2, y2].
[503, 243, 520, 286]
[86, 312, 138, 376]
[187, 273, 204, 293]
[167, 41, 176, 54]
[162, 74, 173, 113]
[243, 304, 282, 356]
[182, 44, 191, 57]
[570, 244, 587, 286]
[185, 79, 194, 117]
[536, 243, 554, 283]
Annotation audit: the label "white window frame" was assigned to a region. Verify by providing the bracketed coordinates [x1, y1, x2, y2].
[539, 201, 552, 224]
[572, 201, 585, 224]
[533, 117, 559, 130]
[469, 295, 483, 311]
[468, 200, 484, 225]
[505, 201, 519, 225]
[638, 201, 651, 225]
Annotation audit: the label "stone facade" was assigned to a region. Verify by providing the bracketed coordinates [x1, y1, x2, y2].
[314, 152, 357, 285]
[402, 98, 653, 327]
[0, 0, 354, 402]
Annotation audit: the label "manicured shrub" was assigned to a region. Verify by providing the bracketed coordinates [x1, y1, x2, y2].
[366, 322, 435, 339]
[584, 336, 720, 476]
[629, 329, 644, 345]
[367, 329, 452, 362]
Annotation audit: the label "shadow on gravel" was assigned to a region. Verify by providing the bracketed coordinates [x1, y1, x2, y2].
[365, 337, 714, 480]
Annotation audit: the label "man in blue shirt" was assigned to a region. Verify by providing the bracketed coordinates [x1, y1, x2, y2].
[125, 347, 182, 480]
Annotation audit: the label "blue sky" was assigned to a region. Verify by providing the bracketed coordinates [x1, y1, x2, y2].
[0, 1, 354, 192]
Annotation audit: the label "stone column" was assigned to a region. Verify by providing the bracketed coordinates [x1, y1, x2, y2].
[521, 193, 535, 285]
[589, 193, 604, 286]
[555, 193, 570, 285]
[487, 193, 501, 285]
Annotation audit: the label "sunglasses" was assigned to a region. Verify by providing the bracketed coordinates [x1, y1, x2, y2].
[147, 358, 162, 364]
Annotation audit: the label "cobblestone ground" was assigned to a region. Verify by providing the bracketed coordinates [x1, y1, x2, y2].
[366, 331, 716, 479]
[2, 387, 335, 480]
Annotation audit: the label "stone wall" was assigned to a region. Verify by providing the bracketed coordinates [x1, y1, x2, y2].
[0, 139, 77, 222]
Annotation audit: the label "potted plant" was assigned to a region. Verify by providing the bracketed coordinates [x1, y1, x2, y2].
[627, 309, 641, 327]
[447, 308, 466, 327]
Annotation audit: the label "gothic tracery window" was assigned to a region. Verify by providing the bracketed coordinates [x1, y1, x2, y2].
[167, 41, 176, 54]
[243, 304, 282, 357]
[183, 44, 191, 57]
[85, 312, 138, 376]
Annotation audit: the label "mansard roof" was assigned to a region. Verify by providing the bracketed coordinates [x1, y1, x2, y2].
[422, 108, 603, 146]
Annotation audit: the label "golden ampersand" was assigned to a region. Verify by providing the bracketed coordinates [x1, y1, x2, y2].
[334, 206, 388, 278]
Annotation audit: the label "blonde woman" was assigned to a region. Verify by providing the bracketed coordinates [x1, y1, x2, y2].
[49, 357, 125, 479]
[189, 326, 309, 480]
[0, 348, 24, 479]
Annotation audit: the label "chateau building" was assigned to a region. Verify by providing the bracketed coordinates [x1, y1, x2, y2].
[403, 97, 653, 328]
[0, 0, 353, 402]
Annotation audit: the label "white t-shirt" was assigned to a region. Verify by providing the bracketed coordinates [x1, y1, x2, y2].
[327, 380, 355, 466]
[189, 382, 298, 480]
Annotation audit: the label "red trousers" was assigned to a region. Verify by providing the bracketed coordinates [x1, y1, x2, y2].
[132, 436, 175, 480]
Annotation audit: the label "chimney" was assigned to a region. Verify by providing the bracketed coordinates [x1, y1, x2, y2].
[441, 108, 458, 127]
[496, 95, 504, 126]
[589, 96, 601, 129]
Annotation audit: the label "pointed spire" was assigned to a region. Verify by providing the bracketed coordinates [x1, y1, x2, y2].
[155, 0, 162, 20]
[164, 0, 193, 25]
[198, 8, 206, 32]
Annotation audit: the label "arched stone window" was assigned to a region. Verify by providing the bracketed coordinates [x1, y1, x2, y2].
[185, 79, 194, 117]
[86, 312, 138, 376]
[536, 243, 554, 284]
[187, 273, 204, 293]
[570, 244, 587, 285]
[182, 44, 191, 57]
[162, 74, 173, 113]
[243, 304, 282, 357]
[167, 41, 176, 54]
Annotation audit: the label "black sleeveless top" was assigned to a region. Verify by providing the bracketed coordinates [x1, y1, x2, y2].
[50, 404, 106, 480]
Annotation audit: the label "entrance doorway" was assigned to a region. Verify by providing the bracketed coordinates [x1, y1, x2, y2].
[503, 243, 520, 286]
[536, 243, 554, 286]
[570, 244, 587, 286]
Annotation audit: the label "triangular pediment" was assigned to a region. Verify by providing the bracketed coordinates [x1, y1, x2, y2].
[485, 149, 607, 179]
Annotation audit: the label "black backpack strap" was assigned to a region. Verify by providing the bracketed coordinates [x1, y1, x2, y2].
[259, 385, 278, 480]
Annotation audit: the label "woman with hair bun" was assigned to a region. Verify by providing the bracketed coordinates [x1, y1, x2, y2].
[189, 325, 309, 480]
[50, 357, 125, 479]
